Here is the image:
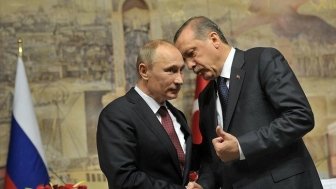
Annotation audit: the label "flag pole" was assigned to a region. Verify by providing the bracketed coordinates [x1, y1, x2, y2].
[17, 38, 23, 58]
[4, 38, 50, 189]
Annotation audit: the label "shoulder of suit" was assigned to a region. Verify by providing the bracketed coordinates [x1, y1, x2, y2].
[244, 47, 281, 55]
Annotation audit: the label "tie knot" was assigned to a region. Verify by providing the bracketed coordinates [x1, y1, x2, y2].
[158, 106, 168, 116]
[217, 76, 227, 87]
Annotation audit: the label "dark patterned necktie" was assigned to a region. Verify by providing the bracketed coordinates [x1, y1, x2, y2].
[158, 106, 185, 171]
[217, 76, 229, 120]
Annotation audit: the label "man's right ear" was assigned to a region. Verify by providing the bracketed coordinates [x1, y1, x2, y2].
[139, 63, 149, 80]
[209, 32, 220, 49]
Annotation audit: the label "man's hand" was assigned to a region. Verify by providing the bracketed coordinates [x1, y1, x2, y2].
[185, 181, 203, 189]
[212, 126, 240, 162]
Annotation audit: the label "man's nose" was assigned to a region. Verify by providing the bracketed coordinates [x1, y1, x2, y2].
[185, 59, 195, 70]
[175, 72, 183, 84]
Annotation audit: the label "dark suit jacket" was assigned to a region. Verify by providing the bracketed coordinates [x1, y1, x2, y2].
[196, 48, 322, 189]
[97, 88, 192, 189]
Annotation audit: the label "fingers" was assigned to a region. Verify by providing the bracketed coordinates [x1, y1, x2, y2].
[216, 126, 226, 138]
[186, 182, 203, 189]
[186, 182, 192, 189]
[186, 182, 195, 189]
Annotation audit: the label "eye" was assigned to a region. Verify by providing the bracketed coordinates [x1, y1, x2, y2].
[174, 67, 179, 73]
[166, 67, 177, 73]
[192, 51, 197, 57]
[184, 49, 196, 58]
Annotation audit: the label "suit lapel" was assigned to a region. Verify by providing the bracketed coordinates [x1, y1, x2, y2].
[202, 81, 219, 138]
[224, 49, 245, 131]
[126, 88, 184, 175]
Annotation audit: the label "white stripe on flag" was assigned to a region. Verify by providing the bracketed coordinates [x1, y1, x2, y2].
[13, 57, 47, 166]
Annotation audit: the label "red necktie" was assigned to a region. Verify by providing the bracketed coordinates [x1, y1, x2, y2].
[158, 106, 185, 171]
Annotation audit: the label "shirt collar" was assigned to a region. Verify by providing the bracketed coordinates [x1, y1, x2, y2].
[220, 47, 235, 79]
[134, 85, 163, 113]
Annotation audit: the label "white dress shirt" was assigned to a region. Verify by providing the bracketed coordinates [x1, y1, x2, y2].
[216, 48, 245, 160]
[134, 86, 186, 153]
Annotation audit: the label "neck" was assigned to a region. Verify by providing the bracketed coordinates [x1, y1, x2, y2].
[217, 44, 231, 76]
[137, 80, 165, 105]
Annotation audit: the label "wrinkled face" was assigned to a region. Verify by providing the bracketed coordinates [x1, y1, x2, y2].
[175, 27, 221, 80]
[145, 45, 185, 104]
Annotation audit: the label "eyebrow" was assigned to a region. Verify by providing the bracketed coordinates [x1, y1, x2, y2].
[182, 48, 194, 58]
[164, 64, 185, 70]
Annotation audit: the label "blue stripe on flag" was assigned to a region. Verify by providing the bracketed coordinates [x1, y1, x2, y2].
[6, 116, 49, 189]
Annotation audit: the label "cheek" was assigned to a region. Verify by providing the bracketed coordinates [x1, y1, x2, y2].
[149, 78, 165, 91]
[151, 74, 175, 91]
[195, 57, 206, 68]
[159, 80, 170, 90]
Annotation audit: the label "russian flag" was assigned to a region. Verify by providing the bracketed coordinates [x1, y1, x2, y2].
[4, 57, 49, 189]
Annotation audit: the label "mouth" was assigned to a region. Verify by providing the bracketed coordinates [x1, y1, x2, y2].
[170, 86, 181, 93]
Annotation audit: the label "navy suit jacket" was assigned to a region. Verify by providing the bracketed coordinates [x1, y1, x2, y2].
[97, 88, 192, 189]
[196, 48, 322, 189]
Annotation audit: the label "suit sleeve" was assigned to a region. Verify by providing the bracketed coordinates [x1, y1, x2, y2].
[194, 87, 221, 189]
[96, 104, 185, 189]
[238, 48, 314, 159]
[197, 159, 217, 189]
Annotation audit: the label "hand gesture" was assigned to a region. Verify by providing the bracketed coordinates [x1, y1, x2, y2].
[212, 126, 240, 162]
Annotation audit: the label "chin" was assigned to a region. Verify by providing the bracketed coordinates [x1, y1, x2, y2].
[167, 94, 178, 100]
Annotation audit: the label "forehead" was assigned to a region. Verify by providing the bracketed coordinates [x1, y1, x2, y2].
[153, 45, 184, 65]
[175, 27, 196, 52]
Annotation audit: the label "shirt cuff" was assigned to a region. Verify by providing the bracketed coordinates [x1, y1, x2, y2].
[238, 142, 246, 160]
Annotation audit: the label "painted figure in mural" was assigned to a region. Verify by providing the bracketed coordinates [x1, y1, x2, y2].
[97, 39, 193, 189]
[231, 0, 336, 44]
[174, 16, 323, 189]
[123, 0, 150, 91]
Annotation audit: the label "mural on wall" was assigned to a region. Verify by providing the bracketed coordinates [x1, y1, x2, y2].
[230, 0, 336, 77]
[232, 0, 336, 43]
[123, 0, 150, 91]
[0, 0, 336, 188]
[0, 0, 114, 187]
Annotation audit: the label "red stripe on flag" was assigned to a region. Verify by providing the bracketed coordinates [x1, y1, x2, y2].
[191, 75, 209, 144]
[4, 173, 16, 189]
